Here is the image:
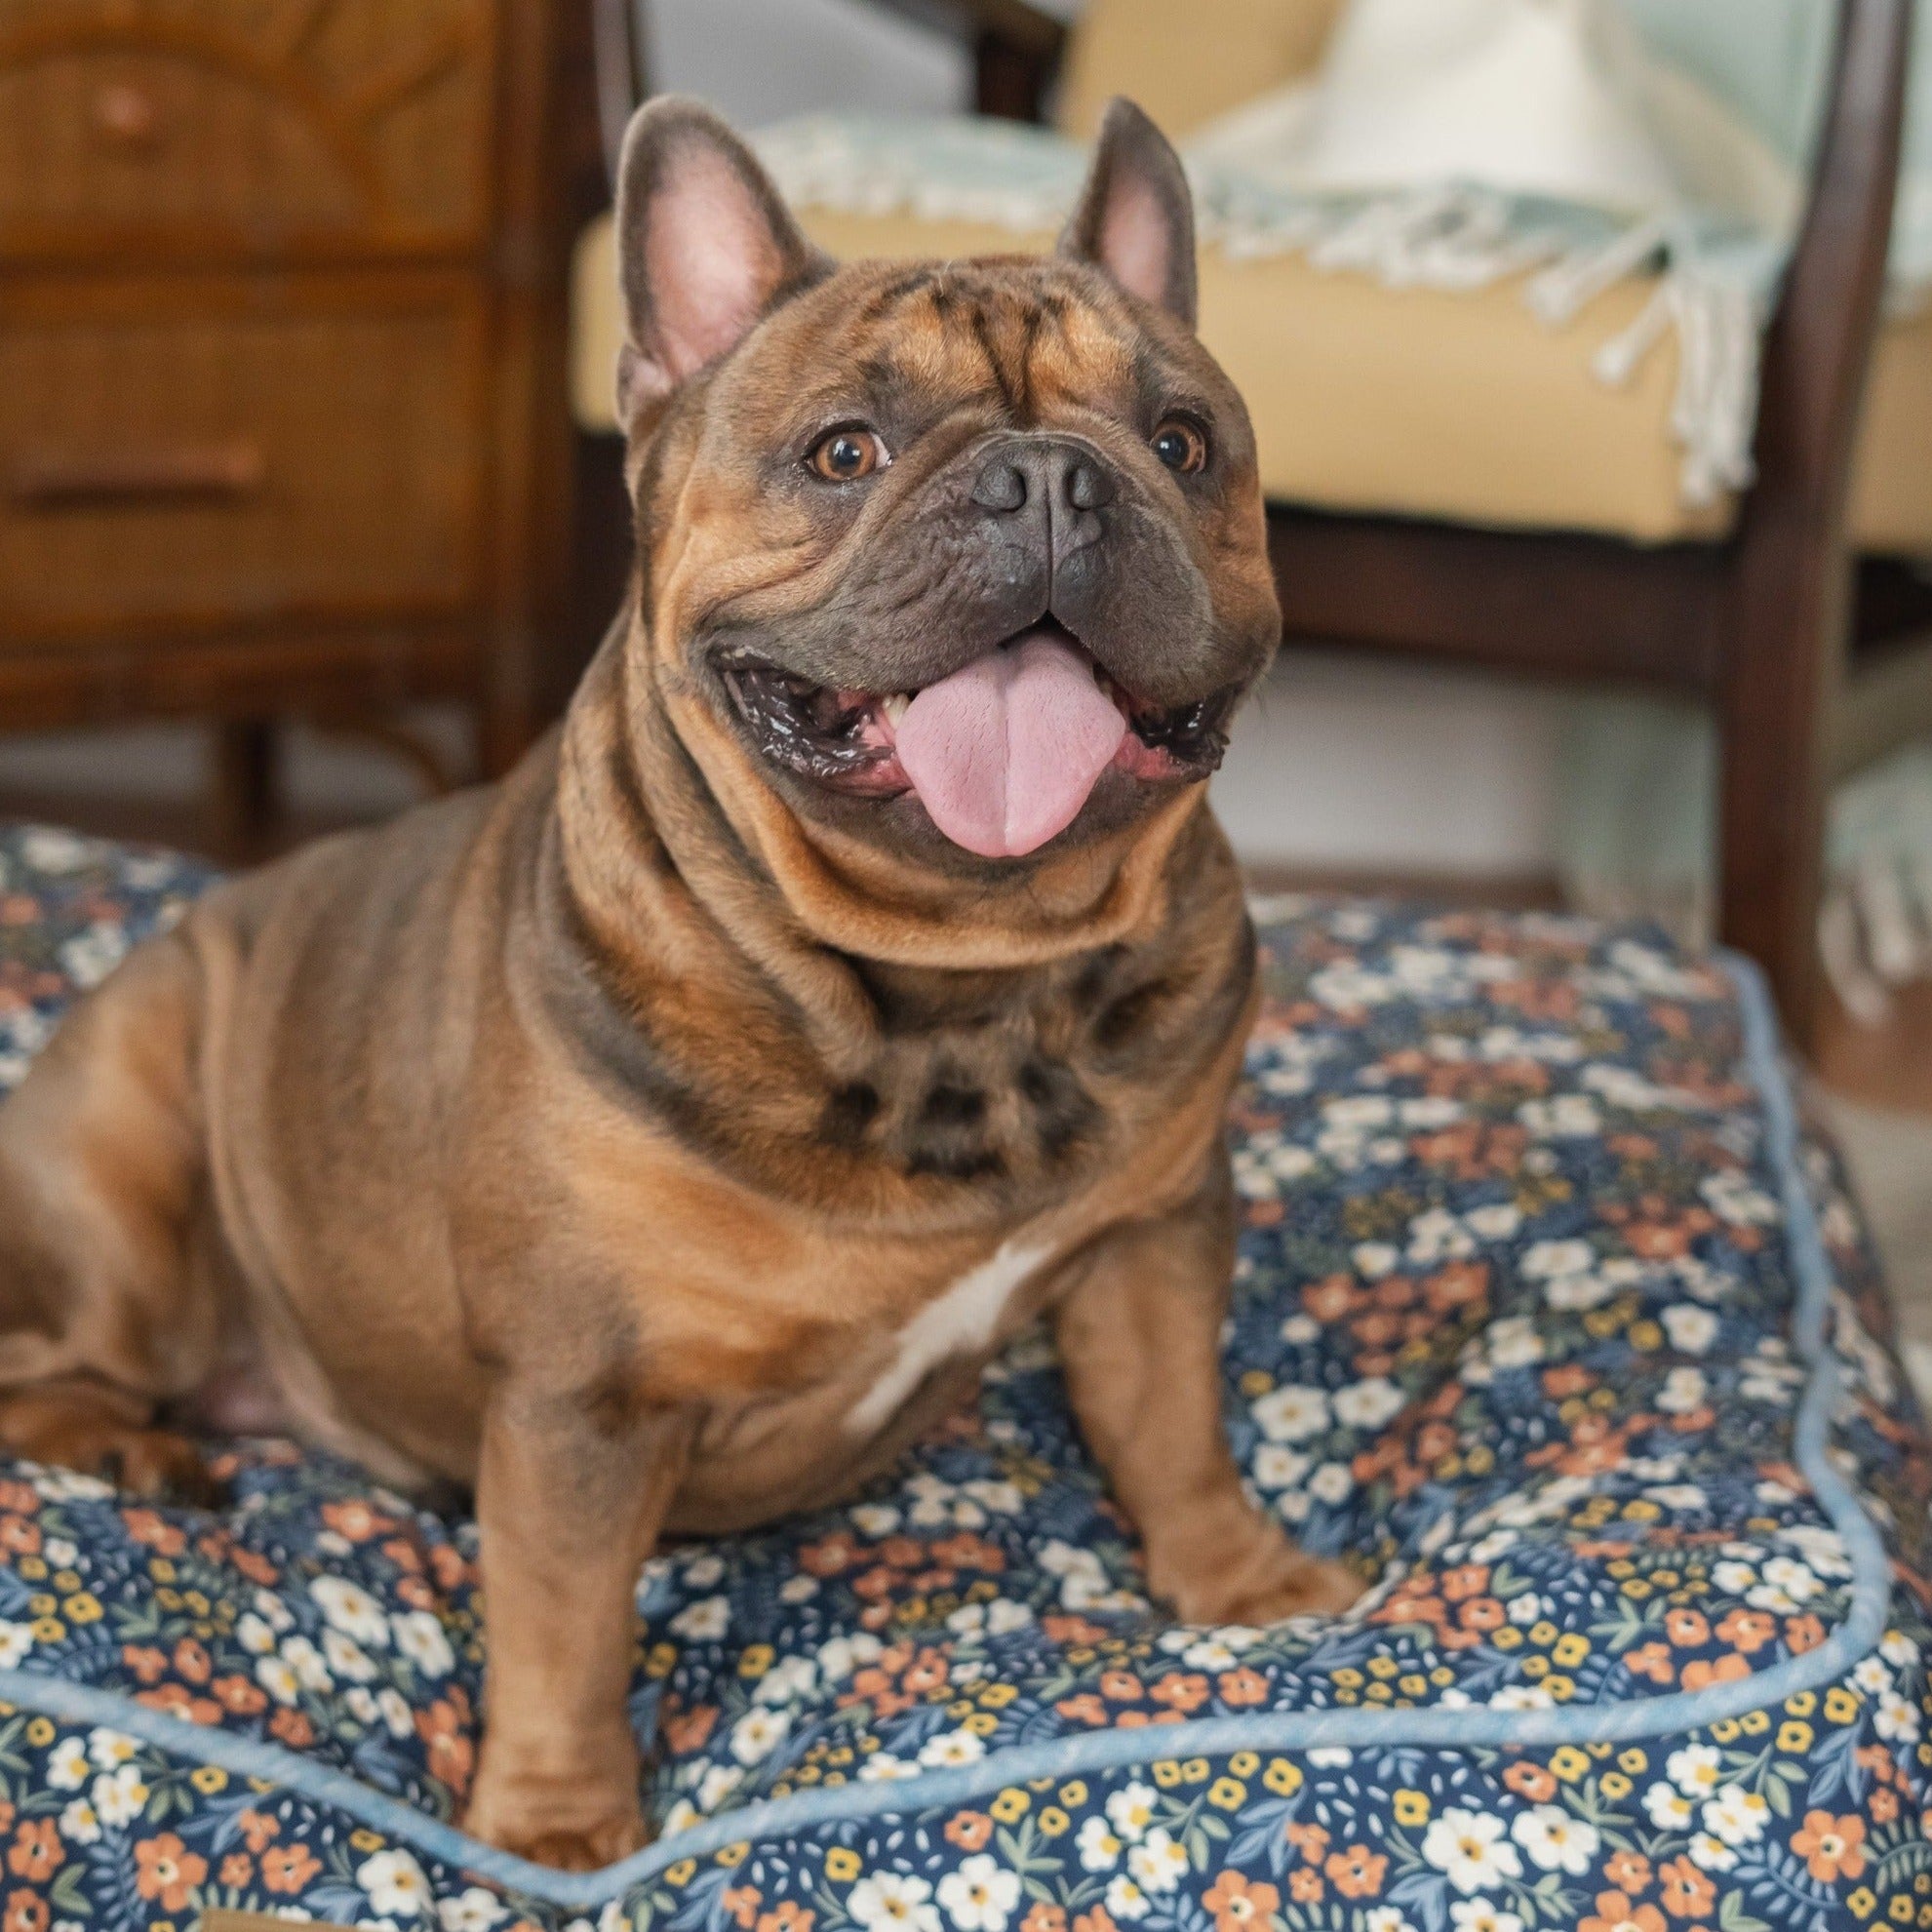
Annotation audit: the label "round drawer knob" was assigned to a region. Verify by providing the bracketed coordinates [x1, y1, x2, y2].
[92, 83, 163, 150]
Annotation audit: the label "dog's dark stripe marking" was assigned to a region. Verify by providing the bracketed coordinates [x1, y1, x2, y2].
[905, 1146, 1006, 1183]
[821, 1080, 880, 1149]
[968, 305, 1022, 420]
[1018, 1056, 1100, 1164]
[1093, 976, 1173, 1054]
[920, 1082, 986, 1128]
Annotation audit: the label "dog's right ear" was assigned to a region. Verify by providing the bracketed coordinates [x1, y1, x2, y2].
[613, 97, 832, 425]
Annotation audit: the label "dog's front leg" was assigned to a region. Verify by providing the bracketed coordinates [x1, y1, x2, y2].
[1052, 1151, 1360, 1626]
[461, 1382, 691, 1870]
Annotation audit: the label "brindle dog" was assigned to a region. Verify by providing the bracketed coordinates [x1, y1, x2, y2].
[0, 98, 1360, 1868]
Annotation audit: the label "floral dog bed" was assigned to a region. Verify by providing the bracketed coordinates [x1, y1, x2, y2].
[0, 822, 1926, 1932]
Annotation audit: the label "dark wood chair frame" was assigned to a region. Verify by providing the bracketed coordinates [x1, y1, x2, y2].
[590, 0, 1920, 1046]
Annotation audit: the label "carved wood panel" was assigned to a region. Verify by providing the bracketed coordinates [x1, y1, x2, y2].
[0, 0, 496, 259]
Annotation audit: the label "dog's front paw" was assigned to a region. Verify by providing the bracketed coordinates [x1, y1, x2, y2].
[1159, 1512, 1362, 1626]
[462, 1758, 650, 1871]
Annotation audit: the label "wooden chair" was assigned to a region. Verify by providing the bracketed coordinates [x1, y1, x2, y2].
[589, 0, 1923, 1047]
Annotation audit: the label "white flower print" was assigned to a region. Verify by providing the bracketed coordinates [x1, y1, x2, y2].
[729, 1707, 791, 1765]
[848, 1874, 942, 1932]
[1102, 1875, 1151, 1923]
[1105, 1782, 1160, 1842]
[91, 1763, 148, 1829]
[310, 1575, 391, 1646]
[1422, 1808, 1523, 1894]
[47, 1738, 90, 1790]
[1510, 1805, 1598, 1874]
[0, 1624, 32, 1670]
[58, 1796, 100, 1845]
[359, 1848, 432, 1916]
[437, 1888, 510, 1932]
[1252, 1384, 1331, 1443]
[324, 1628, 379, 1682]
[669, 1596, 730, 1641]
[1077, 1816, 1124, 1871]
[1667, 1744, 1722, 1796]
[1126, 1829, 1188, 1894]
[1661, 1305, 1717, 1354]
[936, 1854, 1020, 1932]
[1703, 1785, 1769, 1847]
[1333, 1377, 1405, 1430]
[1449, 1906, 1522, 1932]
[394, 1610, 455, 1677]
[917, 1728, 985, 1768]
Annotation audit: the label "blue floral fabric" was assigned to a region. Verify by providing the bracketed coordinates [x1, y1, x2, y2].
[0, 823, 1927, 1932]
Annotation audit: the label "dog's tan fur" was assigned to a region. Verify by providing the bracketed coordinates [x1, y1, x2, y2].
[0, 99, 1358, 1869]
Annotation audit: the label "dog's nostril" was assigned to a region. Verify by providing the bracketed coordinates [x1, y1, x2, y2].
[970, 459, 1028, 514]
[1065, 457, 1115, 512]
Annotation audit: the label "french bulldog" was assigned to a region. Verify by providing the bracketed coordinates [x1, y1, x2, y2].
[0, 96, 1359, 1869]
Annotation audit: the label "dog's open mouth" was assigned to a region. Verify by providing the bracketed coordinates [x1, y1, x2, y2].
[721, 622, 1237, 858]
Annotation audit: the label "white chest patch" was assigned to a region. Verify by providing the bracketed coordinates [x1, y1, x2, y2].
[847, 1240, 1049, 1437]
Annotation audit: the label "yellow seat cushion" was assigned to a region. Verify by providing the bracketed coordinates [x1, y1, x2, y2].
[569, 208, 1932, 553]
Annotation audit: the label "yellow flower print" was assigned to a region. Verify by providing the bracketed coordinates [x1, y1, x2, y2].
[1394, 1790, 1430, 1827]
[349, 1830, 383, 1853]
[1739, 1710, 1770, 1736]
[990, 1791, 1029, 1824]
[191, 1766, 227, 1794]
[1599, 1772, 1632, 1800]
[64, 1594, 101, 1625]
[1153, 1760, 1182, 1789]
[664, 1859, 697, 1887]
[1618, 1748, 1647, 1773]
[825, 1848, 861, 1883]
[23, 1718, 52, 1748]
[738, 1644, 774, 1679]
[1059, 1781, 1087, 1808]
[1553, 1635, 1590, 1668]
[717, 1843, 749, 1868]
[1208, 1779, 1246, 1810]
[1038, 1807, 1070, 1837]
[1263, 1759, 1303, 1796]
[1230, 1753, 1259, 1777]
[1787, 1690, 1818, 1717]
[28, 1619, 61, 1644]
[1550, 1747, 1590, 1782]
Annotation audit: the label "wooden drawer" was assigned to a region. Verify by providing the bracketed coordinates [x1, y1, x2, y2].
[0, 1, 495, 262]
[0, 276, 487, 644]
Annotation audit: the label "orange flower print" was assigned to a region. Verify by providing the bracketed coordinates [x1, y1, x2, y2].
[134, 1833, 209, 1912]
[1657, 1857, 1715, 1918]
[220, 1853, 254, 1888]
[1203, 1870, 1281, 1932]
[1603, 1848, 1651, 1895]
[1072, 1910, 1119, 1932]
[4, 1887, 48, 1932]
[6, 1822, 59, 1883]
[1324, 1844, 1387, 1899]
[1579, 1893, 1665, 1932]
[1663, 1608, 1710, 1647]
[1150, 1673, 1210, 1713]
[260, 1842, 321, 1894]
[723, 1886, 762, 1929]
[1218, 1668, 1269, 1707]
[238, 1809, 280, 1853]
[945, 1811, 994, 1850]
[1624, 1642, 1676, 1686]
[1679, 1653, 1750, 1692]
[1503, 1760, 1558, 1802]
[757, 1904, 813, 1932]
[1792, 1810, 1868, 1883]
[1020, 1905, 1067, 1932]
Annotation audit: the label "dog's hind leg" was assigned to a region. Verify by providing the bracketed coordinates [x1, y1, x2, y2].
[0, 928, 222, 1497]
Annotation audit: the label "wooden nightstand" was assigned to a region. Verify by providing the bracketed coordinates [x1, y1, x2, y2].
[0, 0, 581, 832]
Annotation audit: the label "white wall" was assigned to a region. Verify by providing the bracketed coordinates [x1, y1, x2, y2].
[645, 0, 1562, 885]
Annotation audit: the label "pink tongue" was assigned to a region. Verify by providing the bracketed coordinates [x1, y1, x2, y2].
[894, 631, 1128, 858]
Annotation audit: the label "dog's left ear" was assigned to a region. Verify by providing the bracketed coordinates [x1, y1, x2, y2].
[613, 96, 832, 422]
[1057, 99, 1197, 328]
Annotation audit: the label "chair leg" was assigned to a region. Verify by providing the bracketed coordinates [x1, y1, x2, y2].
[210, 719, 280, 859]
[1715, 546, 1849, 1057]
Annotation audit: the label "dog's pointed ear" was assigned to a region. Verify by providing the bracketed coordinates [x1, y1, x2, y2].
[613, 97, 832, 422]
[1057, 99, 1197, 327]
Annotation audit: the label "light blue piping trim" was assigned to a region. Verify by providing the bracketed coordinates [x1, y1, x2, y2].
[0, 953, 1895, 1911]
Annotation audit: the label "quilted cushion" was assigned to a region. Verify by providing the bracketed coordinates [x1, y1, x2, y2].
[0, 823, 1927, 1931]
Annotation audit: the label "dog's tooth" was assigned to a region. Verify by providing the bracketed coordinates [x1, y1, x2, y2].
[881, 693, 911, 727]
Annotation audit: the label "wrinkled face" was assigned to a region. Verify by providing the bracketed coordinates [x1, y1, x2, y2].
[615, 99, 1281, 872]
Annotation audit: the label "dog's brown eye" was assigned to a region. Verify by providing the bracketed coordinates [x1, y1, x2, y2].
[1152, 418, 1207, 474]
[807, 428, 888, 482]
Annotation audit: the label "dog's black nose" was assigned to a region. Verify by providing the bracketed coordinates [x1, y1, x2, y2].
[970, 456, 1029, 513]
[970, 440, 1119, 517]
